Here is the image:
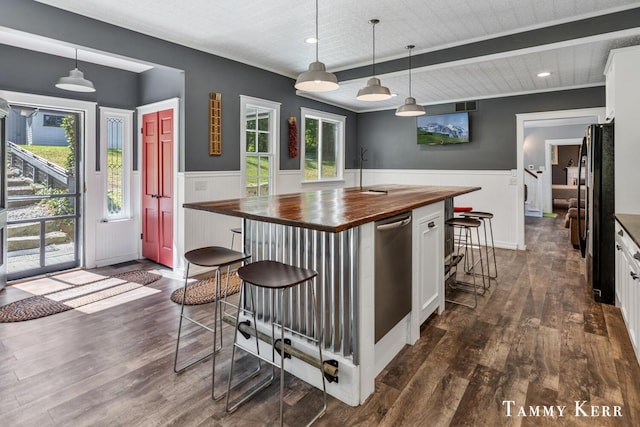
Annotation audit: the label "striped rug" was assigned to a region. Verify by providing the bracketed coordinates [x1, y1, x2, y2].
[0, 270, 162, 322]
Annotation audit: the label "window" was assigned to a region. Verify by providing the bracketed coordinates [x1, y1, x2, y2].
[42, 114, 64, 127]
[240, 96, 280, 197]
[100, 107, 133, 219]
[300, 108, 345, 182]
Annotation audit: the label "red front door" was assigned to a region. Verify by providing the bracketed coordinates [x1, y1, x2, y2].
[142, 109, 173, 267]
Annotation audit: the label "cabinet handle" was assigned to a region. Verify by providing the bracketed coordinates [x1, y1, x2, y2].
[428, 221, 436, 228]
[618, 230, 624, 236]
[631, 272, 639, 281]
[634, 252, 640, 261]
[616, 244, 622, 251]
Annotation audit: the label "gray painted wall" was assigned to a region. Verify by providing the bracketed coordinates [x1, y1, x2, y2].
[358, 87, 604, 170]
[0, 0, 357, 172]
[0, 44, 139, 109]
[523, 124, 586, 171]
[0, 1, 605, 174]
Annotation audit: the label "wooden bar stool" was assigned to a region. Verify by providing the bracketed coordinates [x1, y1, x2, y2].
[445, 217, 486, 309]
[225, 260, 327, 426]
[461, 211, 498, 282]
[173, 246, 250, 399]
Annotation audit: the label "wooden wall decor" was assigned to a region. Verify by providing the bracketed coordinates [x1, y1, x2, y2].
[209, 92, 221, 155]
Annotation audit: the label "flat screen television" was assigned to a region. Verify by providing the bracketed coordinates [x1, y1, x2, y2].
[417, 111, 470, 145]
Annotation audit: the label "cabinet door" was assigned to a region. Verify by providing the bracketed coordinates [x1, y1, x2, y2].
[628, 256, 639, 351]
[417, 214, 443, 324]
[615, 235, 627, 319]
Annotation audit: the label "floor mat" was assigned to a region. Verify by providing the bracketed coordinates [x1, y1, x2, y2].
[170, 272, 241, 305]
[0, 270, 162, 322]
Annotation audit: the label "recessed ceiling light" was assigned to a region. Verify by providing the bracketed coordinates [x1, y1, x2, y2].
[305, 37, 318, 44]
[537, 71, 552, 77]
[391, 93, 398, 97]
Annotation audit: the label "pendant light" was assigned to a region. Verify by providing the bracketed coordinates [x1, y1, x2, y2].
[395, 45, 425, 117]
[357, 19, 392, 101]
[55, 49, 96, 93]
[295, 0, 339, 92]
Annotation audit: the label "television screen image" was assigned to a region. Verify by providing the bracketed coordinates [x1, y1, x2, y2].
[417, 112, 470, 145]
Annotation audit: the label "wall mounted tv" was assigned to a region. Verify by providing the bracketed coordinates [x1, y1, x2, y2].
[417, 111, 470, 145]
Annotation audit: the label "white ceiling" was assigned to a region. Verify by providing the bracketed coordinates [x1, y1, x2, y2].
[20, 0, 640, 111]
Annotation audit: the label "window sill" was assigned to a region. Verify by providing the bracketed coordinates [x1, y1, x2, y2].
[300, 178, 345, 185]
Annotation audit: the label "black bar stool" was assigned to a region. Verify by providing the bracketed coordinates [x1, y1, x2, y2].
[445, 217, 486, 309]
[461, 211, 498, 282]
[225, 260, 327, 427]
[173, 246, 250, 399]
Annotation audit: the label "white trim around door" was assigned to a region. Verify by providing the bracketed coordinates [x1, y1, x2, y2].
[516, 107, 605, 250]
[136, 98, 180, 271]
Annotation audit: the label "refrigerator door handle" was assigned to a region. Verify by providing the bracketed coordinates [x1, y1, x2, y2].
[577, 136, 587, 258]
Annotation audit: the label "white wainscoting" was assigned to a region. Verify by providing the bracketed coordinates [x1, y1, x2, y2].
[179, 168, 519, 277]
[95, 219, 139, 267]
[361, 169, 519, 249]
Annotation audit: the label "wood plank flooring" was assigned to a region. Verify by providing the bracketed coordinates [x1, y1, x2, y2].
[1, 214, 639, 426]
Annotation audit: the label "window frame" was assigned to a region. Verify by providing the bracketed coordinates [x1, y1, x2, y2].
[300, 107, 345, 183]
[99, 107, 133, 220]
[240, 95, 280, 197]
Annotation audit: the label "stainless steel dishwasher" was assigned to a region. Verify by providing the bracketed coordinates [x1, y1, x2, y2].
[375, 212, 412, 343]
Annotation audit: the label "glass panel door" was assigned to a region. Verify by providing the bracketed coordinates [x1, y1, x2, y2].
[6, 105, 81, 280]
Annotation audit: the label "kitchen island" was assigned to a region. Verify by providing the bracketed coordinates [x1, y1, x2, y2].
[184, 184, 479, 405]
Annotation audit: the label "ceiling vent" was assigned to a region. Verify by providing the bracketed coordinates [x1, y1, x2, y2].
[455, 100, 477, 112]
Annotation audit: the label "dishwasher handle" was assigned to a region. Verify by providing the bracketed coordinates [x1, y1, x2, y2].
[376, 216, 411, 231]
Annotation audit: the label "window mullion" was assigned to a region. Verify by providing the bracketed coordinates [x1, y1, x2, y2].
[317, 119, 323, 180]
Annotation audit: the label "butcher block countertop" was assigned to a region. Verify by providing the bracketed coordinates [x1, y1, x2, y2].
[184, 184, 480, 233]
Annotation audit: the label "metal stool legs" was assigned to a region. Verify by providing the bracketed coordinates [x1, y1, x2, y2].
[174, 261, 220, 373]
[445, 218, 486, 309]
[230, 227, 242, 250]
[225, 267, 327, 426]
[212, 264, 261, 401]
[462, 212, 498, 282]
[174, 246, 252, 402]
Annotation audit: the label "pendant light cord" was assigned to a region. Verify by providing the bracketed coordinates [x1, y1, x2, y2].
[408, 47, 412, 96]
[315, 0, 319, 62]
[74, 48, 78, 69]
[372, 21, 376, 77]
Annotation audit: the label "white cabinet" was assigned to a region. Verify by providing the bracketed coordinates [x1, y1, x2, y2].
[605, 46, 640, 214]
[605, 61, 615, 121]
[413, 204, 444, 325]
[615, 220, 640, 364]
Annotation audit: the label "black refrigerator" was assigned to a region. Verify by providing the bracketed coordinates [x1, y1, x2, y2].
[577, 123, 615, 304]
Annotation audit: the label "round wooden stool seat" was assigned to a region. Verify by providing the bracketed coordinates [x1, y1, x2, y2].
[185, 246, 250, 267]
[462, 211, 493, 219]
[237, 261, 317, 289]
[446, 217, 481, 228]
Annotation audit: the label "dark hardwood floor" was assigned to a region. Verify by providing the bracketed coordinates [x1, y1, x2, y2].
[1, 214, 639, 426]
